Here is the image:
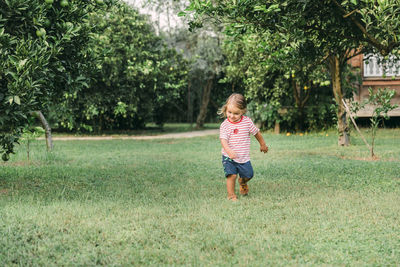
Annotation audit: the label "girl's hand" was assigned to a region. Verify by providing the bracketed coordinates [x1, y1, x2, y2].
[220, 138, 237, 159]
[228, 151, 237, 159]
[260, 144, 268, 153]
[254, 132, 268, 154]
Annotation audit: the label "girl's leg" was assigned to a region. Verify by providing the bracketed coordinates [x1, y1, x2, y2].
[237, 161, 253, 196]
[226, 174, 237, 200]
[239, 177, 251, 184]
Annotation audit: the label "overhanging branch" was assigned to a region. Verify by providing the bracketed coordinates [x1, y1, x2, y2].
[330, 0, 387, 54]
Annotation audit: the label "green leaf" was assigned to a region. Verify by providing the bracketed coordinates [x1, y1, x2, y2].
[6, 71, 18, 81]
[185, 4, 195, 12]
[177, 11, 186, 17]
[19, 59, 27, 68]
[34, 126, 45, 134]
[254, 6, 266, 12]
[14, 96, 21, 105]
[268, 4, 280, 11]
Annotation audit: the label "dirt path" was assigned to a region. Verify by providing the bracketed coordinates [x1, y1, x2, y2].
[46, 129, 219, 141]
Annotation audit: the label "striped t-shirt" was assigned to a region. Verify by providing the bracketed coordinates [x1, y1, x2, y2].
[220, 116, 259, 163]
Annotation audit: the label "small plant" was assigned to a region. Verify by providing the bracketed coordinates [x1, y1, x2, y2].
[351, 87, 398, 158]
[22, 126, 45, 161]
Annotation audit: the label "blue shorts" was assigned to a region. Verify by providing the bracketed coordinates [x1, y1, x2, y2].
[222, 156, 254, 179]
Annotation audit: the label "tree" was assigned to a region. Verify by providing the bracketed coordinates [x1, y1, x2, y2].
[187, 29, 225, 129]
[0, 0, 104, 161]
[185, 0, 400, 145]
[52, 1, 188, 132]
[222, 31, 335, 132]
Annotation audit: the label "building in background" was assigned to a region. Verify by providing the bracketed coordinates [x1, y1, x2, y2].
[349, 54, 400, 117]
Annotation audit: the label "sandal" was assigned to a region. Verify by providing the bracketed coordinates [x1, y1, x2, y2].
[238, 178, 249, 196]
[239, 184, 249, 195]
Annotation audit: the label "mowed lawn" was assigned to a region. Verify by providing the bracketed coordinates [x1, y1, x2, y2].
[1, 129, 400, 266]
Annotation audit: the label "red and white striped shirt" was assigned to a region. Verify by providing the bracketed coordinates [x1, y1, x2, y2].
[220, 116, 259, 163]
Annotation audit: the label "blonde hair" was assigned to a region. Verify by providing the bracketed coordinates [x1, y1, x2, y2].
[218, 93, 247, 118]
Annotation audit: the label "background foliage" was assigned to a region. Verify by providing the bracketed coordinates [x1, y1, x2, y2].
[0, 0, 189, 160]
[222, 31, 337, 131]
[51, 1, 188, 132]
[2, 0, 400, 161]
[185, 0, 400, 144]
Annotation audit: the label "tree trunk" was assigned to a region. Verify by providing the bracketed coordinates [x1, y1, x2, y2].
[187, 79, 193, 125]
[295, 108, 304, 132]
[31, 111, 53, 151]
[291, 78, 309, 132]
[195, 77, 213, 129]
[329, 55, 350, 146]
[274, 121, 280, 134]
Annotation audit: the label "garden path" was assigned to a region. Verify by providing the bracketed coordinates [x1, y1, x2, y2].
[46, 129, 219, 141]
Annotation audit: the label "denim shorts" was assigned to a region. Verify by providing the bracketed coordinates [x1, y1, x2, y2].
[222, 156, 254, 179]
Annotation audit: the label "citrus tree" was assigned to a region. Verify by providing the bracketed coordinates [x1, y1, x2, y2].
[0, 0, 105, 161]
[222, 30, 336, 132]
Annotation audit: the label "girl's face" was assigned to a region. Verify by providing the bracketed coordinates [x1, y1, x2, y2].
[226, 104, 244, 122]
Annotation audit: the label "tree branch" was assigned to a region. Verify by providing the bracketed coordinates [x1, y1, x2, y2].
[330, 0, 387, 54]
[291, 78, 300, 106]
[343, 9, 358, 18]
[301, 89, 310, 107]
[30, 111, 53, 151]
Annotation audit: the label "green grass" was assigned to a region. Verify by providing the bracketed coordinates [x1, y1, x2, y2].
[1, 128, 400, 265]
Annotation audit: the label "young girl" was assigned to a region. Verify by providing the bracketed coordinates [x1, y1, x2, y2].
[219, 93, 268, 201]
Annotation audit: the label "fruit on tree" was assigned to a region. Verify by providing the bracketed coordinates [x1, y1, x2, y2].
[60, 0, 69, 7]
[2, 153, 10, 161]
[36, 28, 46, 37]
[65, 22, 73, 28]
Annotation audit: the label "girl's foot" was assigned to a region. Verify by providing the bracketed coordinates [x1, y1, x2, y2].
[238, 178, 249, 196]
[228, 194, 238, 201]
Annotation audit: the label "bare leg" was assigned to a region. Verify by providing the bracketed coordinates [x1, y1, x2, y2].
[226, 174, 237, 200]
[239, 177, 251, 184]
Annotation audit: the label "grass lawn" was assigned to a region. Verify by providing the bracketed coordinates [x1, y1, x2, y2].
[1, 128, 399, 265]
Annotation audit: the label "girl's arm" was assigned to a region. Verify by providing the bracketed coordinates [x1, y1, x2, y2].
[254, 131, 268, 153]
[220, 138, 237, 159]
